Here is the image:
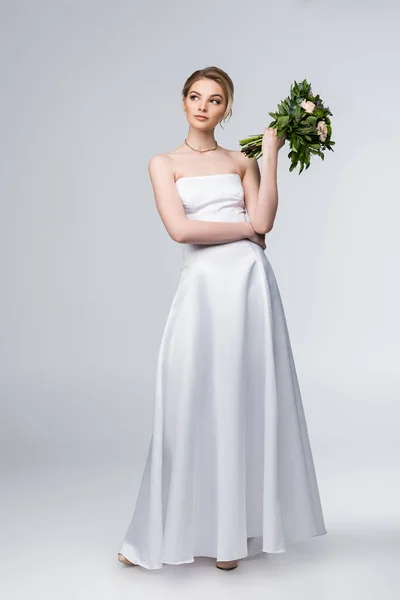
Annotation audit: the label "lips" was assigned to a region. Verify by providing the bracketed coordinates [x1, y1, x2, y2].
[195, 115, 208, 120]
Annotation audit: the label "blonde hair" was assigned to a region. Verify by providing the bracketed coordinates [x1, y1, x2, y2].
[182, 66, 234, 129]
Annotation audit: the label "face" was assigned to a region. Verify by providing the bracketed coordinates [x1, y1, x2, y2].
[182, 78, 227, 128]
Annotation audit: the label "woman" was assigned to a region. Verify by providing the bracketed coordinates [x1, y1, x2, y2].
[118, 66, 327, 571]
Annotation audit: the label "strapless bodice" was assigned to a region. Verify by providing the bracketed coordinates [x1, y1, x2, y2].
[175, 173, 247, 224]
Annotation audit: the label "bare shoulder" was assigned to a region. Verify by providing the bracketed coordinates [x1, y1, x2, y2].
[148, 144, 187, 180]
[148, 153, 175, 180]
[148, 152, 172, 171]
[227, 148, 260, 178]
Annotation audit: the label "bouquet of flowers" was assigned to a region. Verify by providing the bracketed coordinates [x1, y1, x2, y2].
[239, 79, 335, 174]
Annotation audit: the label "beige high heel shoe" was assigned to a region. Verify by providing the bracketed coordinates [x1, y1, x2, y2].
[118, 553, 137, 566]
[215, 559, 239, 570]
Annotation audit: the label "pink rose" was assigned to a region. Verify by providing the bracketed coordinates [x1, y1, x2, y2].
[301, 99, 315, 113]
[317, 120, 328, 142]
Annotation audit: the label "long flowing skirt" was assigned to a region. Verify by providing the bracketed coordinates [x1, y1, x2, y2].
[119, 239, 327, 569]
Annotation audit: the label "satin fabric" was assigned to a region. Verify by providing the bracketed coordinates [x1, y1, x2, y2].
[119, 173, 327, 569]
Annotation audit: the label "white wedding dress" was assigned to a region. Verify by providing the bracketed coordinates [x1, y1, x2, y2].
[119, 172, 327, 569]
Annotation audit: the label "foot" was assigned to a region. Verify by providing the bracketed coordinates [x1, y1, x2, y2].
[215, 559, 239, 570]
[118, 553, 137, 566]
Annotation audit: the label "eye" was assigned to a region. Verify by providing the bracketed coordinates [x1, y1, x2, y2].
[189, 95, 221, 105]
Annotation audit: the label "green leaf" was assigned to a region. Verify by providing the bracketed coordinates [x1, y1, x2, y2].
[276, 115, 290, 127]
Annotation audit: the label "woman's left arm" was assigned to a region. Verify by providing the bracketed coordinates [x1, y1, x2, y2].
[242, 128, 286, 234]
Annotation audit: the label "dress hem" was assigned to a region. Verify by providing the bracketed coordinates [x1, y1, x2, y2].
[118, 528, 328, 570]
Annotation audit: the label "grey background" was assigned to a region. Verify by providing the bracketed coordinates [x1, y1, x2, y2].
[1, 0, 399, 598]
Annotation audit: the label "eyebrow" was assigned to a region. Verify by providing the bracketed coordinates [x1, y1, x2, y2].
[190, 90, 223, 99]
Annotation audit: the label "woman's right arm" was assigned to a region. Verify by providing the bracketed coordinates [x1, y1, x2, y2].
[148, 155, 260, 246]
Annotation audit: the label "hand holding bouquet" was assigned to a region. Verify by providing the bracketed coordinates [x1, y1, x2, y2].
[239, 79, 335, 174]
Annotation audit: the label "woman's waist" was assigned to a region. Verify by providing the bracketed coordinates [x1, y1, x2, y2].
[179, 237, 264, 270]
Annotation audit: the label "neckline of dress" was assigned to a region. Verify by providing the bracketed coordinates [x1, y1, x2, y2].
[175, 173, 241, 184]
